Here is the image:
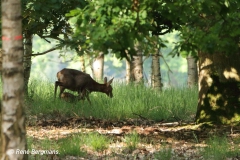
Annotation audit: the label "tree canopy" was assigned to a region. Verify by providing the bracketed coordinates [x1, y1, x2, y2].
[173, 0, 240, 56]
[65, 0, 185, 59]
[22, 0, 87, 43]
[64, 0, 239, 59]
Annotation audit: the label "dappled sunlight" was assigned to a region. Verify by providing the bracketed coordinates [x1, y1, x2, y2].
[200, 94, 206, 105]
[205, 75, 213, 87]
[207, 93, 222, 110]
[200, 58, 213, 69]
[200, 110, 209, 120]
[230, 113, 240, 123]
[223, 67, 240, 81]
[199, 58, 213, 87]
[219, 116, 228, 124]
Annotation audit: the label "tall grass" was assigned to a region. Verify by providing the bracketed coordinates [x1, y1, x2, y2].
[25, 79, 197, 122]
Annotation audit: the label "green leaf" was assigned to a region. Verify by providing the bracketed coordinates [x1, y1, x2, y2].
[140, 10, 147, 19]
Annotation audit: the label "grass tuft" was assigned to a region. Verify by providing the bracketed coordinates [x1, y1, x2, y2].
[84, 132, 112, 152]
[123, 131, 140, 151]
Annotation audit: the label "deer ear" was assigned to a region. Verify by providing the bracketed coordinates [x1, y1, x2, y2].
[104, 77, 107, 84]
[107, 78, 114, 86]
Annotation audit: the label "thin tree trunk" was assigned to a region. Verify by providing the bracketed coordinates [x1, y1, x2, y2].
[0, 49, 2, 157]
[195, 51, 240, 124]
[0, 49, 2, 74]
[151, 51, 162, 90]
[126, 59, 131, 84]
[79, 55, 86, 73]
[23, 34, 33, 97]
[92, 52, 104, 81]
[130, 44, 144, 84]
[1, 0, 27, 159]
[187, 55, 198, 87]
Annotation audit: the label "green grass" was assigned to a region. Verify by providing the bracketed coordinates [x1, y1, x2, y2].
[83, 132, 112, 152]
[123, 131, 140, 151]
[27, 133, 111, 158]
[25, 79, 198, 122]
[27, 136, 61, 159]
[201, 135, 239, 160]
[57, 134, 86, 157]
[154, 145, 172, 160]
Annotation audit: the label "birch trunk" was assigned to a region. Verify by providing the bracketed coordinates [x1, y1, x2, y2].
[151, 49, 162, 90]
[1, 0, 27, 159]
[92, 52, 104, 81]
[187, 55, 198, 87]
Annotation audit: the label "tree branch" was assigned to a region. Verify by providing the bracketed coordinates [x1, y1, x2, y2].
[37, 34, 64, 43]
[24, 47, 60, 57]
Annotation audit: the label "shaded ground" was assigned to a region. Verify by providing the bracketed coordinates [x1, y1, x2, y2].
[27, 116, 240, 160]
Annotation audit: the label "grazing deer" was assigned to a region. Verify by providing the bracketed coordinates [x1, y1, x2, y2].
[54, 68, 114, 103]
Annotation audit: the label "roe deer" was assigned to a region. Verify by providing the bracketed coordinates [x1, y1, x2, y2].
[54, 68, 114, 103]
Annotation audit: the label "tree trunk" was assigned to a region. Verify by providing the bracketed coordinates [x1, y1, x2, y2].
[130, 44, 144, 84]
[126, 59, 131, 84]
[195, 52, 240, 124]
[0, 49, 2, 74]
[0, 49, 2, 157]
[23, 34, 33, 97]
[187, 55, 198, 87]
[1, 0, 27, 159]
[151, 49, 162, 90]
[131, 54, 143, 83]
[92, 52, 104, 81]
[79, 55, 86, 73]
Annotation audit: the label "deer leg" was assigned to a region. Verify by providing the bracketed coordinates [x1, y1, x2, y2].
[54, 81, 60, 99]
[59, 86, 65, 98]
[85, 90, 91, 104]
[81, 89, 87, 102]
[76, 90, 84, 102]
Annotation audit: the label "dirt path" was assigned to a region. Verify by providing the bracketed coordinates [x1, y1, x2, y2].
[27, 117, 240, 159]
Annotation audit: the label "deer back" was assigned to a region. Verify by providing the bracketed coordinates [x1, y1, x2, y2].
[57, 68, 92, 91]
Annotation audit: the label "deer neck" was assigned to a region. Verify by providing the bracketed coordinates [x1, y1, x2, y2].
[88, 81, 106, 92]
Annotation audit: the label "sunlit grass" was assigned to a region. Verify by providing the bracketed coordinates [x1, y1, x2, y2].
[27, 136, 61, 159]
[57, 134, 86, 157]
[201, 135, 239, 160]
[83, 132, 112, 152]
[27, 133, 112, 159]
[25, 79, 198, 122]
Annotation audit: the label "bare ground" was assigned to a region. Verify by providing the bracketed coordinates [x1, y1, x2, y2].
[27, 115, 240, 160]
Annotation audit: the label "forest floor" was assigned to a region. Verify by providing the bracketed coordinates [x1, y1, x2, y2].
[27, 116, 240, 160]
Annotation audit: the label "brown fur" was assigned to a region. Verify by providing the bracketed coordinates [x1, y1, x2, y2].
[54, 68, 114, 103]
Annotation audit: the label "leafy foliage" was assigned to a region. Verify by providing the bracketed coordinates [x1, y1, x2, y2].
[172, 0, 240, 56]
[22, 0, 87, 42]
[65, 0, 184, 59]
